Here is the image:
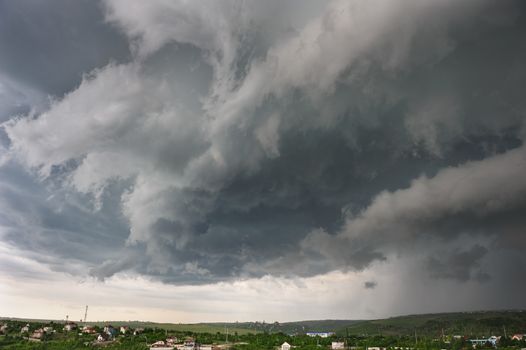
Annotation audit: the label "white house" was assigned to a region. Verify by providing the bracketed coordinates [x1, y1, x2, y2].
[183, 337, 197, 350]
[29, 329, 45, 341]
[306, 332, 334, 338]
[281, 342, 291, 350]
[166, 337, 178, 346]
[150, 340, 177, 350]
[82, 326, 96, 334]
[332, 342, 345, 349]
[21, 324, 30, 333]
[64, 322, 77, 331]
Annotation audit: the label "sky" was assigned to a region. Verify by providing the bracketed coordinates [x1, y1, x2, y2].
[1, 0, 526, 323]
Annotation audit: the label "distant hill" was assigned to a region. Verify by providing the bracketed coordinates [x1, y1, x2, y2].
[204, 311, 526, 337]
[205, 320, 364, 335]
[335, 310, 526, 337]
[3, 310, 526, 337]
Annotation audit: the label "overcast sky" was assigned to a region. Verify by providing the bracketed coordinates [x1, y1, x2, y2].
[1, 0, 526, 323]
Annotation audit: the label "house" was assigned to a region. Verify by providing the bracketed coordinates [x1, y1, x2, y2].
[64, 321, 77, 331]
[29, 329, 45, 341]
[166, 337, 178, 346]
[82, 325, 97, 334]
[21, 324, 30, 333]
[332, 342, 345, 349]
[488, 336, 500, 346]
[513, 335, 525, 341]
[0, 324, 8, 334]
[43, 326, 54, 334]
[120, 326, 130, 334]
[184, 337, 197, 350]
[134, 327, 145, 335]
[104, 325, 118, 338]
[150, 339, 177, 350]
[469, 336, 500, 348]
[306, 332, 334, 338]
[281, 342, 291, 350]
[97, 333, 110, 342]
[368, 347, 386, 350]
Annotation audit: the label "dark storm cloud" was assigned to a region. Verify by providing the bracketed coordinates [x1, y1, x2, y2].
[0, 0, 130, 96]
[1, 0, 526, 304]
[427, 245, 489, 282]
[0, 160, 131, 278]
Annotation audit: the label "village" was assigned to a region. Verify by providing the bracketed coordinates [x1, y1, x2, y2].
[2, 319, 526, 350]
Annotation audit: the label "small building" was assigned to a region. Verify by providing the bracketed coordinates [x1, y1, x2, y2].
[488, 336, 500, 346]
[104, 325, 118, 338]
[29, 329, 45, 341]
[368, 347, 386, 350]
[513, 335, 525, 341]
[469, 337, 499, 348]
[0, 324, 8, 334]
[120, 326, 130, 334]
[281, 342, 291, 350]
[306, 332, 334, 338]
[64, 321, 78, 331]
[166, 337, 178, 346]
[21, 324, 30, 333]
[184, 337, 197, 350]
[332, 342, 345, 349]
[134, 327, 145, 335]
[43, 326, 54, 334]
[150, 339, 176, 350]
[97, 333, 110, 342]
[82, 325, 97, 334]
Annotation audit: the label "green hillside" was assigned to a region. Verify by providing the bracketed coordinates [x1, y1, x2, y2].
[205, 320, 364, 335]
[337, 311, 526, 337]
[0, 318, 258, 335]
[4, 310, 526, 338]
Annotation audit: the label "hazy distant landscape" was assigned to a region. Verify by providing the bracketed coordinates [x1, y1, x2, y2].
[3, 311, 526, 349]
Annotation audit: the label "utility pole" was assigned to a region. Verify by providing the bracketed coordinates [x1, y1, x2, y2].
[84, 305, 88, 323]
[503, 326, 507, 338]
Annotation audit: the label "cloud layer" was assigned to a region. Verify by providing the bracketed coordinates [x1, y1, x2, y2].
[1, 0, 526, 316]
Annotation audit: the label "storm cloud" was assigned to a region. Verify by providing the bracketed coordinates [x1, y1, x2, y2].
[1, 0, 526, 315]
